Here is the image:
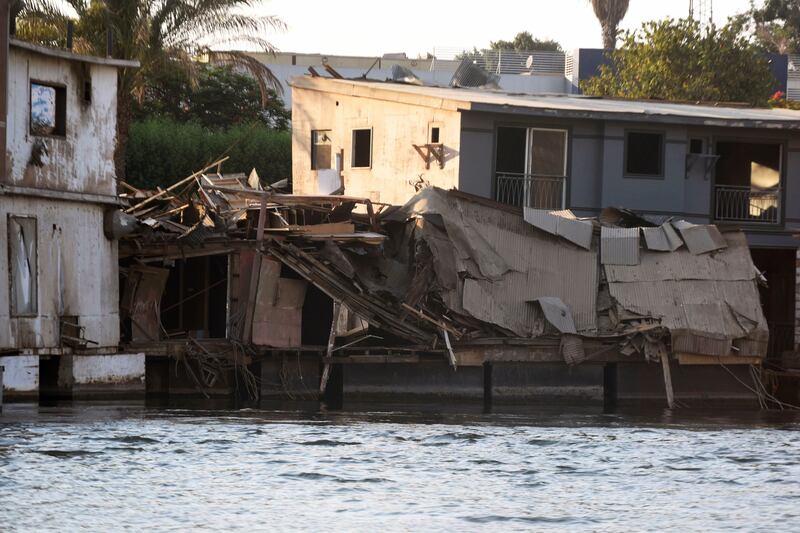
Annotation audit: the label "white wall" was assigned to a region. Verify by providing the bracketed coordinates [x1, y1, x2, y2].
[0, 196, 119, 349]
[6, 47, 119, 195]
[291, 83, 462, 205]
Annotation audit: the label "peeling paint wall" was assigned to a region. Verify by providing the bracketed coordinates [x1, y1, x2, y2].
[291, 86, 462, 205]
[5, 48, 118, 195]
[0, 197, 119, 349]
[0, 355, 39, 393]
[65, 353, 144, 386]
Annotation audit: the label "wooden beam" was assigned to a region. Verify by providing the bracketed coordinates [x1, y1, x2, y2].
[125, 157, 229, 214]
[319, 301, 342, 394]
[661, 352, 675, 409]
[241, 195, 269, 342]
[677, 353, 763, 366]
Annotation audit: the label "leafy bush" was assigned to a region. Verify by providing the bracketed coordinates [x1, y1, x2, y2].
[125, 118, 291, 189]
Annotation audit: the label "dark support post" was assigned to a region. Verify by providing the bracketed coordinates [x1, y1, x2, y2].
[483, 362, 493, 412]
[66, 21, 74, 50]
[106, 28, 113, 58]
[603, 363, 617, 411]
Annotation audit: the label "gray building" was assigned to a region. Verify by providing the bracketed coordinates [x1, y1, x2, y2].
[290, 76, 800, 358]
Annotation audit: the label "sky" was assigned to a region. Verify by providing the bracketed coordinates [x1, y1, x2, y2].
[259, 0, 758, 57]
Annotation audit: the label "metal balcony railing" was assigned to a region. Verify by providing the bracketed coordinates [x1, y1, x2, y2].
[714, 185, 781, 224]
[495, 173, 566, 210]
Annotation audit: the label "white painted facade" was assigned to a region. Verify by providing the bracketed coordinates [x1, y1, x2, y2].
[0, 355, 39, 395]
[1, 40, 136, 355]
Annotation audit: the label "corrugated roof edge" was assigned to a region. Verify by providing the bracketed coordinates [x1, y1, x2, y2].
[10, 38, 140, 68]
[289, 76, 800, 130]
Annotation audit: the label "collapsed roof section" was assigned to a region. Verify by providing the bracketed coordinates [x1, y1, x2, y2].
[120, 173, 768, 362]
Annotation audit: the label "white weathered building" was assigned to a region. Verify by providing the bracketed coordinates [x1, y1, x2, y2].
[0, 17, 142, 399]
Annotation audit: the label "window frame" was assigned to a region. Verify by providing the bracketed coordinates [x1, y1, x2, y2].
[310, 129, 333, 170]
[526, 127, 569, 178]
[351, 127, 373, 169]
[7, 215, 39, 317]
[623, 130, 665, 179]
[29, 80, 67, 138]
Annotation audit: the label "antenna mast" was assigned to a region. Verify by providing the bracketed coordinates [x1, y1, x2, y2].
[689, 0, 713, 27]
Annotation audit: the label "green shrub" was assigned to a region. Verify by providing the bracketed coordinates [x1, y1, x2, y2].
[125, 118, 292, 189]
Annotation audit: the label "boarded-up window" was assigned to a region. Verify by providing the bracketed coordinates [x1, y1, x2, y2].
[8, 216, 38, 316]
[30, 82, 66, 136]
[311, 129, 332, 170]
[352, 128, 372, 168]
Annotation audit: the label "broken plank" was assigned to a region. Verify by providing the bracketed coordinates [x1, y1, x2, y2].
[319, 301, 343, 395]
[677, 353, 763, 366]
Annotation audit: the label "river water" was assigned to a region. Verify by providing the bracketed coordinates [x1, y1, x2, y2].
[1, 403, 799, 532]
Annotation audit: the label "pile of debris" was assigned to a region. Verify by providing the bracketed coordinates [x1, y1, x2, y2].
[118, 166, 769, 371]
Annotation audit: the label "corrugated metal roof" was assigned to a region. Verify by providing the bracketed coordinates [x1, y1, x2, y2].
[290, 77, 800, 130]
[604, 231, 754, 283]
[396, 188, 598, 335]
[642, 223, 683, 252]
[601, 227, 640, 265]
[523, 208, 594, 250]
[672, 221, 728, 255]
[531, 297, 577, 334]
[605, 232, 768, 358]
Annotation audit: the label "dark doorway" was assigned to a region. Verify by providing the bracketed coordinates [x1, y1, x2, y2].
[751, 248, 796, 359]
[161, 255, 229, 338]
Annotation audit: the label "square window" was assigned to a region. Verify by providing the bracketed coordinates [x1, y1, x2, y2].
[352, 128, 372, 168]
[30, 82, 66, 136]
[625, 132, 663, 176]
[311, 129, 332, 170]
[8, 216, 38, 316]
[689, 138, 704, 154]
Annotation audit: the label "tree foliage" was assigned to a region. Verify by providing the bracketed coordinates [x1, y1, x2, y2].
[581, 18, 774, 106]
[14, 0, 284, 179]
[132, 64, 290, 130]
[489, 31, 563, 53]
[126, 118, 291, 189]
[748, 0, 800, 53]
[591, 0, 630, 49]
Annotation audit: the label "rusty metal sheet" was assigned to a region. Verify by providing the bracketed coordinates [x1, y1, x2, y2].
[671, 220, 728, 255]
[523, 208, 593, 250]
[601, 226, 640, 265]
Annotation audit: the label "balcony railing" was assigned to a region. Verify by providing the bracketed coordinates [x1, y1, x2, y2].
[495, 173, 566, 210]
[714, 185, 781, 224]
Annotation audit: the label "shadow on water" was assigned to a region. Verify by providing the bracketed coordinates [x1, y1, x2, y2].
[3, 398, 799, 430]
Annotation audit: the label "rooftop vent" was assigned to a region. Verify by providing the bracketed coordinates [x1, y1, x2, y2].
[449, 59, 501, 89]
[390, 64, 423, 85]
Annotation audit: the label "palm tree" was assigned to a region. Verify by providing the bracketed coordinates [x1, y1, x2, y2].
[12, 0, 284, 180]
[591, 0, 630, 49]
